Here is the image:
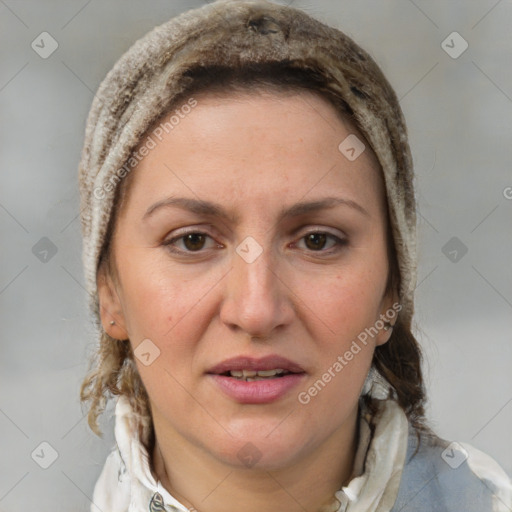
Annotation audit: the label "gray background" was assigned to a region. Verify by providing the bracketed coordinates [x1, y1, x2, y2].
[1, 0, 511, 510]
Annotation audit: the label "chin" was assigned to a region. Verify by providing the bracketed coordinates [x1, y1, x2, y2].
[216, 443, 303, 472]
[207, 422, 315, 471]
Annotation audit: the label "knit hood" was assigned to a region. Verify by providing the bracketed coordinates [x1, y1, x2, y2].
[78, 0, 417, 332]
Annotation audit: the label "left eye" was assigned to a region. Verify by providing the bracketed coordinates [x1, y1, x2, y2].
[295, 231, 346, 252]
[163, 230, 346, 254]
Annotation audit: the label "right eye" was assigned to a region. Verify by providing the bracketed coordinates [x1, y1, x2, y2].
[163, 231, 222, 254]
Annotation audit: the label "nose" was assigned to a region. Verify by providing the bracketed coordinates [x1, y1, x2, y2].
[219, 239, 294, 339]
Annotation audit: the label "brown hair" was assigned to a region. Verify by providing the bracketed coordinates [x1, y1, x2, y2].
[80, 62, 429, 449]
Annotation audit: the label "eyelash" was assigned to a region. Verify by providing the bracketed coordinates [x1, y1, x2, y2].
[163, 229, 348, 256]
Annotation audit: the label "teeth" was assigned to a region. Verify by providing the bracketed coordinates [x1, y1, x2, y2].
[228, 369, 286, 380]
[256, 369, 284, 377]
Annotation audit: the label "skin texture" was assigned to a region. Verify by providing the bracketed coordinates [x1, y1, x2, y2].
[97, 89, 397, 512]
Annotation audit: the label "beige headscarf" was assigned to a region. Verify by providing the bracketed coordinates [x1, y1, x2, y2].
[78, 0, 417, 332]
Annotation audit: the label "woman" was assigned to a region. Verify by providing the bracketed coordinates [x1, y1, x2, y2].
[78, 1, 512, 510]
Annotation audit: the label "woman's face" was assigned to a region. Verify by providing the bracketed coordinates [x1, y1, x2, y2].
[99, 89, 396, 470]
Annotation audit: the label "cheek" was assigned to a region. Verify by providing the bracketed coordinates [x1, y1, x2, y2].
[117, 259, 209, 401]
[302, 259, 388, 342]
[293, 268, 384, 415]
[120, 268, 178, 339]
[300, 275, 380, 382]
[116, 250, 224, 354]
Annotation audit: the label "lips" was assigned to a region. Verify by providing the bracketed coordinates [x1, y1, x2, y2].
[206, 355, 306, 404]
[207, 355, 306, 376]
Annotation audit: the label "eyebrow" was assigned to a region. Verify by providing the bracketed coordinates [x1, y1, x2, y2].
[143, 195, 370, 223]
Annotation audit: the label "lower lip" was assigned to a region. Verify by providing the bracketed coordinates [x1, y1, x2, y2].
[208, 374, 306, 404]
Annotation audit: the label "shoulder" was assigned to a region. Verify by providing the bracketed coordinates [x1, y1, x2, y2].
[392, 425, 512, 512]
[90, 446, 131, 512]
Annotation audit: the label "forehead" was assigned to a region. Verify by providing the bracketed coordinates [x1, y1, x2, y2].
[120, 89, 386, 220]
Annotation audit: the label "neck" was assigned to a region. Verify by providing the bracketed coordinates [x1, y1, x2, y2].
[150, 406, 360, 512]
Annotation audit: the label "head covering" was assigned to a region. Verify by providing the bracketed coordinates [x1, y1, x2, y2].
[78, 0, 417, 330]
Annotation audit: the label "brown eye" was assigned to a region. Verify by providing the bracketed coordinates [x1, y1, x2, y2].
[164, 231, 218, 254]
[296, 231, 347, 254]
[304, 232, 328, 251]
[182, 233, 207, 251]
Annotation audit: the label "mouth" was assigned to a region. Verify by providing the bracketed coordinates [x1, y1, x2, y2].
[207, 355, 306, 378]
[218, 368, 296, 381]
[206, 355, 306, 404]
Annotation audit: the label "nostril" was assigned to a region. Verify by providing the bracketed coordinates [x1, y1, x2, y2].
[247, 15, 281, 35]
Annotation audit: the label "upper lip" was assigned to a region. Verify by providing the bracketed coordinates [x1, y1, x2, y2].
[207, 355, 306, 375]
